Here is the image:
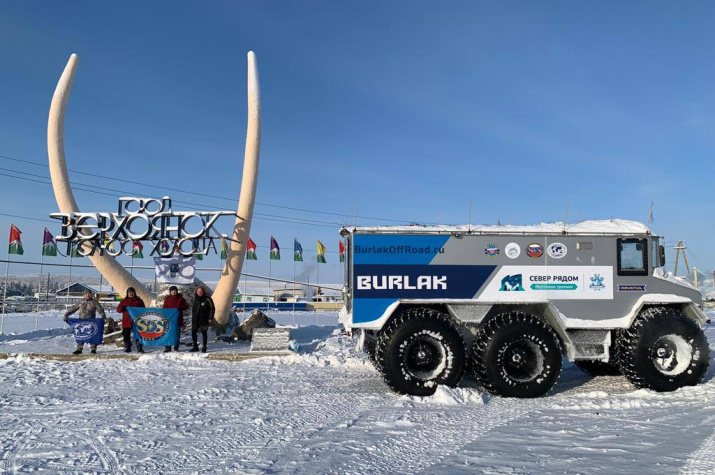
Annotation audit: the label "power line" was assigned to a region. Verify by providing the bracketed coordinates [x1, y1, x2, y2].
[0, 213, 55, 224]
[5, 166, 344, 226]
[0, 170, 340, 228]
[0, 153, 439, 225]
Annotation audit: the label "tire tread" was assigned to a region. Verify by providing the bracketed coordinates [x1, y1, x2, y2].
[616, 306, 709, 391]
[471, 311, 562, 397]
[375, 307, 466, 395]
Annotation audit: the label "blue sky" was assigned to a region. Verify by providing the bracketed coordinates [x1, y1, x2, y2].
[1, 1, 714, 285]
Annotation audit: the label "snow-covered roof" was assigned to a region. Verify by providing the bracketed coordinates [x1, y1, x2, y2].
[341, 219, 652, 236]
[55, 282, 118, 294]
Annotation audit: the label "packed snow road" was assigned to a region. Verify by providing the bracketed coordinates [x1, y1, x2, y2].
[0, 311, 713, 474]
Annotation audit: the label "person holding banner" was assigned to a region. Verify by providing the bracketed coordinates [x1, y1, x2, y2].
[190, 285, 215, 353]
[117, 287, 146, 353]
[63, 289, 107, 355]
[163, 286, 188, 352]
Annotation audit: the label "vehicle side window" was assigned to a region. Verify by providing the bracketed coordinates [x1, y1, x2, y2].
[617, 238, 648, 276]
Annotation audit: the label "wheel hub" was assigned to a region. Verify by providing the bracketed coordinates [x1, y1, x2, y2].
[403, 336, 445, 381]
[651, 335, 692, 376]
[656, 346, 672, 359]
[501, 340, 544, 383]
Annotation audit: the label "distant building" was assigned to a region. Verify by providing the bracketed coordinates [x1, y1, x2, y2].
[2, 289, 24, 298]
[273, 289, 307, 302]
[56, 283, 119, 301]
[311, 287, 343, 303]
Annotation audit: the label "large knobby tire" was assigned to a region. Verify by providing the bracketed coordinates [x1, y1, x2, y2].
[616, 307, 709, 392]
[375, 307, 466, 396]
[471, 312, 563, 398]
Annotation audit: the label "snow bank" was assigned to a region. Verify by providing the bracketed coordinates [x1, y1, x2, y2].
[400, 386, 491, 406]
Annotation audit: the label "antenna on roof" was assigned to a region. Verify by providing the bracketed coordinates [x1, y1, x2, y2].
[468, 199, 473, 233]
[562, 199, 570, 234]
[354, 198, 359, 228]
[648, 200, 654, 227]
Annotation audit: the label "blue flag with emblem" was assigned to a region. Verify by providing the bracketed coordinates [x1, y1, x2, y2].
[67, 318, 105, 345]
[127, 307, 180, 347]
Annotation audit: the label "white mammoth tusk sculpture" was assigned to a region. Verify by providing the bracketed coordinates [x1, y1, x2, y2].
[212, 52, 261, 324]
[47, 54, 152, 304]
[47, 53, 261, 324]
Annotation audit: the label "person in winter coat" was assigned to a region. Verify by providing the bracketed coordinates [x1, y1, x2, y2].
[64, 289, 107, 355]
[163, 285, 188, 352]
[116, 287, 146, 353]
[191, 285, 215, 353]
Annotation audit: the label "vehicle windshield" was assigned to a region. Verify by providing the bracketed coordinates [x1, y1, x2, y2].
[620, 242, 646, 271]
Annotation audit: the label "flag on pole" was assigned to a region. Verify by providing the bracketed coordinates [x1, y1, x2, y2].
[339, 240, 345, 263]
[246, 238, 257, 260]
[103, 236, 116, 253]
[8, 224, 23, 255]
[270, 237, 280, 260]
[294, 239, 303, 262]
[190, 239, 203, 260]
[317, 240, 327, 264]
[69, 242, 81, 258]
[220, 237, 228, 260]
[42, 228, 58, 257]
[132, 240, 144, 259]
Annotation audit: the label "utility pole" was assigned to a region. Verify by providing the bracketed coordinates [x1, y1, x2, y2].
[673, 241, 690, 277]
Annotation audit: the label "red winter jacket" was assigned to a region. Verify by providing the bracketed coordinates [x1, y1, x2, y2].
[117, 296, 146, 328]
[163, 294, 188, 327]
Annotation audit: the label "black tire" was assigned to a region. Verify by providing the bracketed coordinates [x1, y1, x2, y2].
[375, 307, 466, 396]
[575, 360, 621, 376]
[471, 312, 562, 398]
[616, 307, 709, 392]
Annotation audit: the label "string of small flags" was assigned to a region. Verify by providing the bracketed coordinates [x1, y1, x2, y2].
[7, 225, 346, 264]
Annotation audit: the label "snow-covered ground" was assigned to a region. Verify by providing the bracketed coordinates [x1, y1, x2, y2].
[0, 310, 713, 474]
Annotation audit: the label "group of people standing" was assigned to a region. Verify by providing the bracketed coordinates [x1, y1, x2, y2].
[64, 285, 215, 354]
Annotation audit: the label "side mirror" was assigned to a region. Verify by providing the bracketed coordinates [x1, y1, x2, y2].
[658, 245, 666, 267]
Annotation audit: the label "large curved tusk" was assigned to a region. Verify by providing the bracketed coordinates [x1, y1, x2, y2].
[212, 51, 261, 324]
[48, 54, 152, 304]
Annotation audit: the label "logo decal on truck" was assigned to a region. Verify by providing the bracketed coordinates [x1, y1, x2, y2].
[526, 243, 543, 258]
[617, 284, 646, 292]
[547, 243, 567, 259]
[505, 243, 521, 259]
[589, 274, 605, 291]
[357, 275, 447, 290]
[479, 266, 614, 300]
[484, 243, 500, 258]
[499, 274, 524, 291]
[353, 264, 496, 301]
